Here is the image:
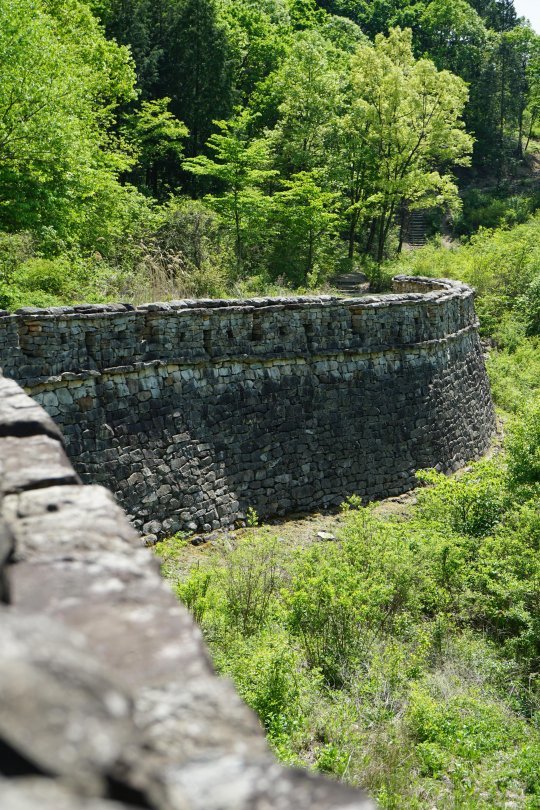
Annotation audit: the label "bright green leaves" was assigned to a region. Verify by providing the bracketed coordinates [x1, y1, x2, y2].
[507, 398, 540, 490]
[168, 444, 540, 806]
[218, 0, 289, 103]
[415, 464, 508, 538]
[267, 29, 343, 174]
[408, 688, 523, 764]
[285, 511, 429, 685]
[184, 110, 278, 273]
[345, 28, 472, 262]
[123, 99, 188, 198]
[0, 0, 146, 249]
[181, 26, 473, 282]
[268, 171, 339, 283]
[184, 112, 277, 191]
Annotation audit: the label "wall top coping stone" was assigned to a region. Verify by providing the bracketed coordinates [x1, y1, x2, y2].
[0, 275, 480, 390]
[0, 276, 472, 319]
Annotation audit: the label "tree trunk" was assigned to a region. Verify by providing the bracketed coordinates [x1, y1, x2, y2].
[306, 226, 314, 280]
[375, 202, 396, 266]
[347, 210, 359, 260]
[376, 207, 388, 265]
[499, 41, 507, 179]
[517, 98, 524, 158]
[365, 218, 377, 256]
[525, 111, 537, 153]
[234, 191, 242, 275]
[398, 203, 407, 254]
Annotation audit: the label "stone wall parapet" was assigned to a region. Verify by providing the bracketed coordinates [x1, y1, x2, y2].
[0, 372, 375, 810]
[0, 277, 477, 386]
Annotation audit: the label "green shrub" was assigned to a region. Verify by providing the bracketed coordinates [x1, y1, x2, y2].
[220, 533, 284, 636]
[0, 231, 34, 284]
[415, 463, 508, 538]
[487, 339, 540, 412]
[315, 743, 351, 776]
[155, 533, 188, 579]
[285, 542, 367, 685]
[517, 743, 540, 799]
[0, 253, 116, 310]
[407, 688, 521, 762]
[455, 189, 540, 236]
[212, 629, 308, 742]
[177, 564, 213, 624]
[467, 512, 540, 672]
[285, 509, 428, 686]
[507, 397, 540, 491]
[162, 436, 540, 807]
[128, 198, 233, 303]
[522, 275, 540, 336]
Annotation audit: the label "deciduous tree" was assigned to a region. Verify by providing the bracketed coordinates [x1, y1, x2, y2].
[184, 110, 277, 273]
[0, 0, 144, 248]
[346, 28, 473, 264]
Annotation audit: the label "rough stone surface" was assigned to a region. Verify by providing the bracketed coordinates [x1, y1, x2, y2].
[0, 516, 13, 603]
[0, 780, 137, 810]
[0, 375, 62, 441]
[0, 434, 79, 495]
[0, 372, 375, 809]
[0, 277, 496, 537]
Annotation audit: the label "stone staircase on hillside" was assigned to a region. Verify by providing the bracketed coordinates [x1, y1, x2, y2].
[331, 272, 370, 297]
[407, 210, 428, 247]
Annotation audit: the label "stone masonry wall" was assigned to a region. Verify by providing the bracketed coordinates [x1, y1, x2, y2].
[0, 372, 374, 809]
[0, 276, 496, 537]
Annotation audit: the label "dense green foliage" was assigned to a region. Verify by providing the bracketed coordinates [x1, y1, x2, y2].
[6, 0, 540, 802]
[387, 210, 540, 346]
[148, 113, 540, 804]
[2, 0, 540, 307]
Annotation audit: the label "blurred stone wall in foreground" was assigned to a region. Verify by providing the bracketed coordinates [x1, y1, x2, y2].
[0, 372, 375, 810]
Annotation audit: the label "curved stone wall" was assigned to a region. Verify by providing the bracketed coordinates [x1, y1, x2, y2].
[0, 276, 495, 537]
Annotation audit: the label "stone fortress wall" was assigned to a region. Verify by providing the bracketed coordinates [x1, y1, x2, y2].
[0, 276, 496, 538]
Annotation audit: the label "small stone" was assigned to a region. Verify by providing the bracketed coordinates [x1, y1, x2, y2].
[142, 520, 161, 536]
[142, 534, 158, 547]
[190, 535, 206, 547]
[316, 531, 336, 541]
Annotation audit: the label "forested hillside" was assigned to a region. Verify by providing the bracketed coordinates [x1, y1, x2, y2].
[1, 0, 540, 307]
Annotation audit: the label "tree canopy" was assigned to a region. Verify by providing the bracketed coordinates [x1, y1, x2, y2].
[1, 0, 539, 305]
[0, 0, 143, 248]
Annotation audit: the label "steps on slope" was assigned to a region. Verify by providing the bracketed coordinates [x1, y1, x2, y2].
[407, 210, 428, 247]
[331, 272, 370, 297]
